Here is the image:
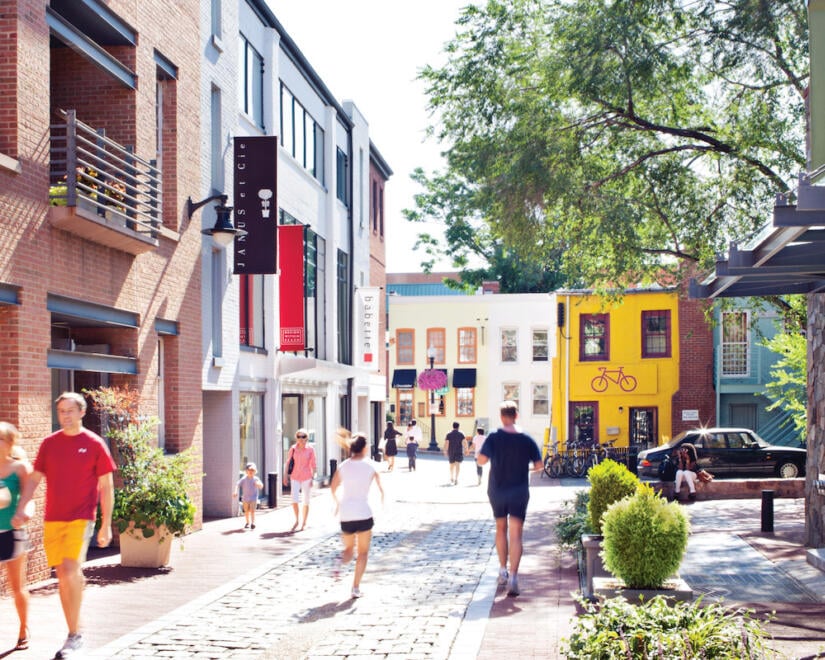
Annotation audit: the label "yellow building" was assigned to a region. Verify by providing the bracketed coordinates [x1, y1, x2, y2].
[551, 289, 684, 453]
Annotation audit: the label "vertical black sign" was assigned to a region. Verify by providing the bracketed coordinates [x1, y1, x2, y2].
[234, 136, 277, 274]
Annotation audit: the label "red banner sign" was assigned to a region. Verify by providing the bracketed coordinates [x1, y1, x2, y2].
[278, 225, 306, 351]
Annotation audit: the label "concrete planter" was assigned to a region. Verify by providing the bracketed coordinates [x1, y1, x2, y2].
[119, 524, 173, 568]
[581, 534, 609, 599]
[592, 575, 693, 604]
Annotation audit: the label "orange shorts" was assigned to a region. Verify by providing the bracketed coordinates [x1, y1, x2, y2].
[43, 520, 94, 567]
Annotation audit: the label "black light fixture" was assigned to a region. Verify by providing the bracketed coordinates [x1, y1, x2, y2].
[427, 345, 440, 451]
[187, 193, 247, 247]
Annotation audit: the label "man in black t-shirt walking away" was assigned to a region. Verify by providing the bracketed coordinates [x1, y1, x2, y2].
[477, 401, 542, 597]
[444, 422, 466, 485]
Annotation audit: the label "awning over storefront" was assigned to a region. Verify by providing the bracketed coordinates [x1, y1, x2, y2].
[391, 369, 417, 389]
[452, 368, 477, 388]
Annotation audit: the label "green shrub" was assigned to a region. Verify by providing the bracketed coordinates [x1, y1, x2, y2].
[563, 595, 771, 659]
[555, 489, 592, 549]
[601, 483, 689, 589]
[587, 458, 639, 534]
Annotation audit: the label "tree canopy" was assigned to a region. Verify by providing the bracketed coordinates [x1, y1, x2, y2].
[406, 0, 808, 291]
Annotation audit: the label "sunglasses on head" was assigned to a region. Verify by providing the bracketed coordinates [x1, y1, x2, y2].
[296, 434, 307, 439]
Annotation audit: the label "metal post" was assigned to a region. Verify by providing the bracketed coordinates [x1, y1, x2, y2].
[427, 353, 439, 451]
[761, 489, 774, 533]
[267, 472, 278, 509]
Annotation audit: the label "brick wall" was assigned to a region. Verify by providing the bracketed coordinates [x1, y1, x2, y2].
[671, 296, 716, 435]
[0, 0, 203, 584]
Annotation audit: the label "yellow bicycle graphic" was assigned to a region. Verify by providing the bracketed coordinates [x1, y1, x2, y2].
[590, 366, 637, 393]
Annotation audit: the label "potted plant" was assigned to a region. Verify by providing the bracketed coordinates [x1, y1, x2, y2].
[596, 482, 691, 602]
[86, 386, 196, 567]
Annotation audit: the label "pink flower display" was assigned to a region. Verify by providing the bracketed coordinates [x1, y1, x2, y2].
[418, 368, 447, 391]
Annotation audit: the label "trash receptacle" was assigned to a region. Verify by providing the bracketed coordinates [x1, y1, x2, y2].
[267, 472, 278, 508]
[374, 450, 383, 463]
[330, 459, 338, 479]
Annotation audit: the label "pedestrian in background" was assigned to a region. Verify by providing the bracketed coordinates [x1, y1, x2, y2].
[283, 428, 317, 532]
[477, 401, 542, 597]
[405, 429, 419, 471]
[470, 428, 486, 486]
[330, 432, 384, 599]
[383, 421, 402, 472]
[234, 462, 263, 530]
[675, 443, 699, 501]
[406, 419, 422, 450]
[0, 422, 31, 650]
[444, 422, 466, 485]
[14, 391, 116, 658]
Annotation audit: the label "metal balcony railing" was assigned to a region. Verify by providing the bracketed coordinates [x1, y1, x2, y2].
[49, 109, 161, 238]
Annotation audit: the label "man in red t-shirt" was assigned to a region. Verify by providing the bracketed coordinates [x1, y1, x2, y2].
[14, 392, 116, 658]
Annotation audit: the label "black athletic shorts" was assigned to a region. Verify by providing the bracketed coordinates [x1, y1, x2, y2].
[489, 491, 529, 520]
[0, 528, 28, 563]
[340, 517, 374, 534]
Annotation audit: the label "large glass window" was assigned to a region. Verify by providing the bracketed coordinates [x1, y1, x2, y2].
[501, 328, 518, 362]
[570, 402, 597, 444]
[336, 147, 349, 207]
[337, 250, 351, 364]
[642, 310, 671, 358]
[458, 327, 477, 363]
[456, 388, 474, 416]
[280, 83, 324, 185]
[721, 311, 749, 376]
[427, 328, 446, 364]
[239, 35, 263, 128]
[580, 314, 609, 361]
[239, 392, 264, 475]
[397, 390, 413, 426]
[239, 274, 264, 348]
[396, 330, 414, 364]
[532, 383, 549, 416]
[532, 329, 548, 362]
[502, 383, 520, 409]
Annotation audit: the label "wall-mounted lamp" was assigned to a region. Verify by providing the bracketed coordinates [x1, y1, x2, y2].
[187, 193, 247, 247]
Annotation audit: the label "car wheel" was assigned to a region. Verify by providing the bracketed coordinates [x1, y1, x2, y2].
[776, 461, 800, 478]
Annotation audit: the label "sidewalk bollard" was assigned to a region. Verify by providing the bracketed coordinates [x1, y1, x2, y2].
[761, 489, 774, 533]
[267, 472, 278, 508]
[330, 459, 338, 479]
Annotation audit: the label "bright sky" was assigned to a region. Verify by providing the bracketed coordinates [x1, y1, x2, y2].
[266, 0, 468, 273]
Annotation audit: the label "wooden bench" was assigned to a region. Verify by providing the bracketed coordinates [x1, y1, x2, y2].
[651, 477, 804, 501]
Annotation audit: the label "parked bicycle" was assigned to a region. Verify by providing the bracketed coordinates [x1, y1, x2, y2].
[580, 438, 620, 475]
[543, 439, 588, 478]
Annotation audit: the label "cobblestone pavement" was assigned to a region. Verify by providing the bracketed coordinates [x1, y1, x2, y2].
[7, 459, 825, 659]
[81, 456, 551, 659]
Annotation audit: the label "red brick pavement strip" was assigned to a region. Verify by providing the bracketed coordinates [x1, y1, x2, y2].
[474, 478, 579, 660]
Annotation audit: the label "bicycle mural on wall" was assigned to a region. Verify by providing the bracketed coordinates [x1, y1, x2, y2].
[590, 366, 638, 393]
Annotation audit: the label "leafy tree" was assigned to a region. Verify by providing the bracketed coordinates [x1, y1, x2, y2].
[762, 295, 808, 443]
[407, 0, 808, 289]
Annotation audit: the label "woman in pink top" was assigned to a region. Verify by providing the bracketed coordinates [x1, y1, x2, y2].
[283, 428, 317, 532]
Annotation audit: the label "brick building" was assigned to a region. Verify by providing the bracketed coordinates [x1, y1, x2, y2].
[0, 1, 203, 581]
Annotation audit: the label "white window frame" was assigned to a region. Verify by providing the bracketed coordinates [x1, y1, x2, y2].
[501, 328, 518, 363]
[721, 310, 750, 377]
[532, 329, 548, 362]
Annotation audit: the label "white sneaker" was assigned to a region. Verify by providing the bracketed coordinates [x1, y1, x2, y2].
[56, 633, 84, 658]
[507, 575, 520, 597]
[351, 586, 362, 598]
[497, 568, 509, 586]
